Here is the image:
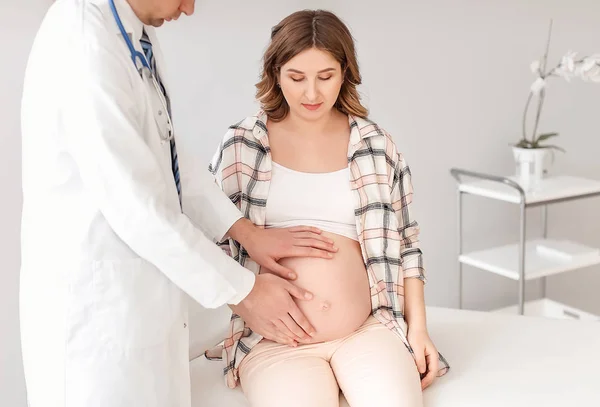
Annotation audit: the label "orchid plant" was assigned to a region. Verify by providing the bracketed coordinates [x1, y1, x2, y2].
[518, 19, 600, 151]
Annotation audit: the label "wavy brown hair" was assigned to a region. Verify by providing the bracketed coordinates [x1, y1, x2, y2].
[255, 10, 368, 121]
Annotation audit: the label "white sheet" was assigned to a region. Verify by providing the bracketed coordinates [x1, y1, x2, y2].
[191, 306, 600, 407]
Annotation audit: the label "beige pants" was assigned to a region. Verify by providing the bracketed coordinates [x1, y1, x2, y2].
[239, 316, 423, 407]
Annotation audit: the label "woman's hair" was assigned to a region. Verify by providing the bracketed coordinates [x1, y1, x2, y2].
[255, 10, 368, 121]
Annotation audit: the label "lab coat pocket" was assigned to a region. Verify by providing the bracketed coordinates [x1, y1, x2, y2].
[92, 258, 175, 350]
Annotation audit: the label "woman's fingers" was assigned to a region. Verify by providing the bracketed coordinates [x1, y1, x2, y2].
[421, 361, 436, 389]
[287, 226, 323, 234]
[291, 231, 334, 244]
[288, 246, 334, 259]
[421, 347, 439, 389]
[293, 238, 338, 252]
[414, 347, 427, 375]
[428, 350, 439, 376]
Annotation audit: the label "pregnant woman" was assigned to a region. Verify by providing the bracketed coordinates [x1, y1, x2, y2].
[205, 9, 449, 407]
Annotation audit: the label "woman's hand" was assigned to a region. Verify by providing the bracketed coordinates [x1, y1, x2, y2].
[228, 218, 338, 279]
[407, 327, 439, 390]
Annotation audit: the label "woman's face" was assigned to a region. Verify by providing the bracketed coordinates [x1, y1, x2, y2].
[278, 47, 344, 122]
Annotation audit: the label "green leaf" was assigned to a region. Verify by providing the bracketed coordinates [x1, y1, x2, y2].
[515, 139, 533, 148]
[536, 132, 559, 142]
[540, 144, 566, 153]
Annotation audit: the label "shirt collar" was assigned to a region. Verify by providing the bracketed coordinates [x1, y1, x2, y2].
[99, 0, 146, 43]
[348, 114, 381, 146]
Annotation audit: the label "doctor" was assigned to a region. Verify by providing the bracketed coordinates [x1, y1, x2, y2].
[19, 0, 337, 406]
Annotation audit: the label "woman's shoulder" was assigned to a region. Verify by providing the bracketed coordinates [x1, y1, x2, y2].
[221, 111, 268, 143]
[209, 111, 267, 173]
[350, 115, 402, 159]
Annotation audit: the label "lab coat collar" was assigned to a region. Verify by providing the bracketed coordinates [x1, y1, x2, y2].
[97, 0, 146, 43]
[99, 0, 166, 90]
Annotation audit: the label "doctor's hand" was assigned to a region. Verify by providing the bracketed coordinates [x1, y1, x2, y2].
[230, 273, 315, 347]
[228, 218, 337, 279]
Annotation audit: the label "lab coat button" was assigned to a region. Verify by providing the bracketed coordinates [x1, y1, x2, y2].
[158, 110, 163, 116]
[183, 323, 187, 328]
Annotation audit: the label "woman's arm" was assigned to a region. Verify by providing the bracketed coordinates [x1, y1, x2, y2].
[389, 150, 439, 389]
[389, 152, 427, 287]
[404, 278, 427, 331]
[390, 154, 427, 327]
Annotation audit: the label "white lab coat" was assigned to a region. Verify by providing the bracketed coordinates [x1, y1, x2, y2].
[19, 0, 254, 406]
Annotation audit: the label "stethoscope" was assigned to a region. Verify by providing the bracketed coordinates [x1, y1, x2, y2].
[109, 0, 174, 142]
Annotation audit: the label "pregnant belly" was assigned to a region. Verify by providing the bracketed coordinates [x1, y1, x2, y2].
[270, 231, 372, 343]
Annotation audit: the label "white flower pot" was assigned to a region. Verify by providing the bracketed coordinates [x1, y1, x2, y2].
[512, 147, 550, 191]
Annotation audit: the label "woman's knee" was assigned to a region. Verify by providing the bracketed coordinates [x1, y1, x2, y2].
[332, 323, 424, 407]
[240, 355, 340, 407]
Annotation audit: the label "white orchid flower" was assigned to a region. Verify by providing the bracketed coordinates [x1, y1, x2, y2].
[554, 66, 574, 81]
[577, 54, 600, 82]
[530, 77, 546, 94]
[560, 51, 578, 74]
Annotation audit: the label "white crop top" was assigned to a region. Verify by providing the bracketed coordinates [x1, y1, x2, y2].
[265, 162, 358, 241]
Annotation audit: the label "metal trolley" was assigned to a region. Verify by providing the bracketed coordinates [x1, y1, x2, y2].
[450, 168, 600, 317]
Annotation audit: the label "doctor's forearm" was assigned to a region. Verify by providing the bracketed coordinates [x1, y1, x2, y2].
[404, 278, 427, 332]
[186, 179, 243, 242]
[227, 217, 258, 247]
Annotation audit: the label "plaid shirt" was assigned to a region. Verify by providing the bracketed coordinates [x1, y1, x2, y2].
[205, 110, 450, 388]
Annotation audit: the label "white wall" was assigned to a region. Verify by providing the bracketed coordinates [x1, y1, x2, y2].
[3, 1, 599, 406]
[1, 1, 49, 406]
